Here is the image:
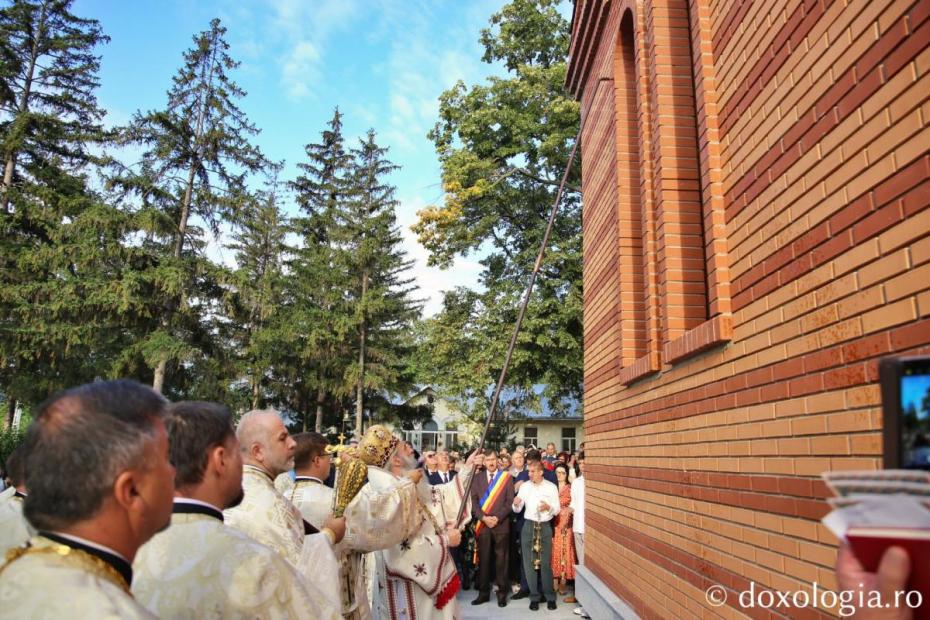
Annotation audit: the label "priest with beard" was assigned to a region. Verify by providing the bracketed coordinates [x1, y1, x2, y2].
[223, 409, 345, 613]
[350, 427, 464, 620]
[133, 401, 341, 619]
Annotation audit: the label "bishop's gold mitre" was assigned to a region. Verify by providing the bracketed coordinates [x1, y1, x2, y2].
[356, 424, 400, 468]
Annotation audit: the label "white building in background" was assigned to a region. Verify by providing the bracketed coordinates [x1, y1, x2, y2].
[393, 385, 584, 454]
[394, 386, 472, 452]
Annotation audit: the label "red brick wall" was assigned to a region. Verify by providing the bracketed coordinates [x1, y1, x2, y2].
[567, 0, 930, 617]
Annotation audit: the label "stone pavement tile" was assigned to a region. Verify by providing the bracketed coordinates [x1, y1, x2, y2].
[457, 587, 582, 620]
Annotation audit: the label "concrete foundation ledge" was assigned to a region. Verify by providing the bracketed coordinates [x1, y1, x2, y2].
[575, 565, 640, 620]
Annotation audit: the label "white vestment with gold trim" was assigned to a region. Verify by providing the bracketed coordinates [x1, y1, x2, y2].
[224, 464, 341, 612]
[133, 511, 340, 619]
[366, 469, 465, 620]
[0, 495, 32, 556]
[0, 536, 156, 619]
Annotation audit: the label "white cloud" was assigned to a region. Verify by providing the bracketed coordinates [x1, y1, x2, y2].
[396, 196, 484, 317]
[281, 40, 321, 99]
[257, 0, 360, 100]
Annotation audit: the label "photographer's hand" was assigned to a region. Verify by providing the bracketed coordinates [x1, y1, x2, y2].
[836, 543, 912, 620]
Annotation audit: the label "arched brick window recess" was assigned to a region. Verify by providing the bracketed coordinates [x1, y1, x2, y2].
[613, 9, 647, 368]
[648, 0, 732, 365]
[615, 6, 662, 386]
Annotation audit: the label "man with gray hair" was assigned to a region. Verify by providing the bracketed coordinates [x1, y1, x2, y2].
[348, 426, 470, 620]
[224, 409, 345, 612]
[133, 401, 341, 619]
[0, 380, 174, 619]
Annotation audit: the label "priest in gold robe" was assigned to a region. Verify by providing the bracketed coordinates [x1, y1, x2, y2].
[223, 408, 345, 613]
[133, 401, 341, 619]
[351, 428, 464, 620]
[288, 432, 334, 528]
[290, 429, 429, 619]
[0, 380, 174, 619]
[0, 445, 32, 556]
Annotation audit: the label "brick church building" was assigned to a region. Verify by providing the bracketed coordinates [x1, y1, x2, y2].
[567, 0, 930, 617]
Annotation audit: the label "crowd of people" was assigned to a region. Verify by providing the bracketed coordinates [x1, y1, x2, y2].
[0, 379, 920, 619]
[415, 443, 587, 614]
[0, 379, 588, 619]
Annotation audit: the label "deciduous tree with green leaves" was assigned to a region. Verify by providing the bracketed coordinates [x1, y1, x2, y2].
[412, 0, 582, 412]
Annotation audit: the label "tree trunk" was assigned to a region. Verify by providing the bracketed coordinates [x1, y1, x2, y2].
[4, 398, 16, 430]
[251, 373, 260, 410]
[354, 271, 368, 440]
[152, 34, 216, 393]
[315, 388, 325, 433]
[152, 360, 167, 394]
[0, 2, 45, 215]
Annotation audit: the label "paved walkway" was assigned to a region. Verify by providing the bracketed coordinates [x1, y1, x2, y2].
[457, 587, 583, 620]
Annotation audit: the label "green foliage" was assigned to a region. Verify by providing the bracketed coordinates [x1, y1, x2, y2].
[281, 112, 422, 433]
[0, 0, 125, 405]
[0, 424, 26, 472]
[413, 0, 582, 412]
[112, 18, 266, 392]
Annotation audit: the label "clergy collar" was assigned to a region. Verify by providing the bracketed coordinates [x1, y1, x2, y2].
[13, 490, 26, 499]
[42, 531, 133, 587]
[294, 476, 325, 484]
[173, 498, 224, 522]
[243, 463, 275, 482]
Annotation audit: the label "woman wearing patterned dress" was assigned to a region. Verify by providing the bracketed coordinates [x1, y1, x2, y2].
[551, 462, 576, 597]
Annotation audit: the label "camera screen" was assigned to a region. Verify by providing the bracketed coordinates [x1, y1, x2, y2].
[901, 361, 930, 469]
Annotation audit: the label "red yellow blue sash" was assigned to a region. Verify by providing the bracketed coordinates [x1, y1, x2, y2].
[474, 469, 511, 537]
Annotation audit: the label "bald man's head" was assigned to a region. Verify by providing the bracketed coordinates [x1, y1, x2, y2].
[236, 409, 295, 477]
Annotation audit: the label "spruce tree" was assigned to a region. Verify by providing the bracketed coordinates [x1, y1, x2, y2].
[285, 108, 355, 432]
[342, 130, 421, 434]
[115, 18, 265, 393]
[0, 0, 112, 424]
[227, 165, 288, 410]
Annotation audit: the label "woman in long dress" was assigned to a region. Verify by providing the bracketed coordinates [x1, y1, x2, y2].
[551, 462, 576, 598]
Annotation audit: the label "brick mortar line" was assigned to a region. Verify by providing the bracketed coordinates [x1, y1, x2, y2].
[585, 494, 835, 594]
[587, 512, 835, 620]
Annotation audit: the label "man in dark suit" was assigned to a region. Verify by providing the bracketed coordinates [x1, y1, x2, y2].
[470, 449, 514, 607]
[427, 449, 457, 485]
[437, 449, 457, 483]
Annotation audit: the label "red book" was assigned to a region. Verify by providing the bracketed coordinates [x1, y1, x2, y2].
[847, 527, 930, 619]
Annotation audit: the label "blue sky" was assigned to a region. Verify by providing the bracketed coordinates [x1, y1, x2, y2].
[74, 0, 516, 315]
[902, 375, 930, 419]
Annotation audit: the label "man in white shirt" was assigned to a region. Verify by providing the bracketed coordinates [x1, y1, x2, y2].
[512, 459, 560, 611]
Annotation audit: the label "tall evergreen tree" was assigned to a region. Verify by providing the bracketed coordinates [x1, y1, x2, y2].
[227, 164, 288, 410]
[343, 130, 421, 435]
[114, 18, 265, 393]
[285, 108, 354, 432]
[0, 0, 112, 424]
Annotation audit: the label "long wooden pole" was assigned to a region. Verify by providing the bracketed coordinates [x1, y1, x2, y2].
[454, 130, 581, 526]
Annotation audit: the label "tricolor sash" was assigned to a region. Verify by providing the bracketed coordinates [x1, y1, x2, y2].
[474, 469, 511, 537]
